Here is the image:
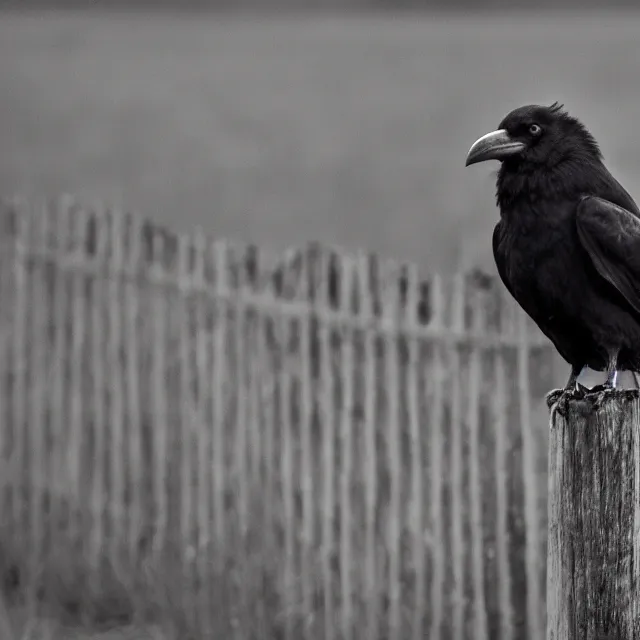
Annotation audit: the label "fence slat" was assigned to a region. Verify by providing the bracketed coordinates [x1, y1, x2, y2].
[339, 256, 355, 640]
[518, 311, 543, 640]
[0, 202, 14, 547]
[67, 204, 89, 552]
[298, 252, 315, 640]
[212, 242, 229, 591]
[321, 254, 336, 640]
[11, 207, 29, 551]
[359, 252, 379, 640]
[89, 208, 108, 585]
[428, 274, 445, 640]
[234, 258, 250, 550]
[449, 273, 466, 640]
[108, 208, 126, 564]
[468, 290, 488, 640]
[125, 212, 143, 564]
[150, 229, 169, 559]
[177, 232, 196, 623]
[279, 305, 295, 640]
[191, 231, 213, 632]
[27, 203, 48, 605]
[406, 263, 425, 640]
[252, 250, 272, 634]
[260, 264, 278, 636]
[493, 334, 514, 640]
[383, 258, 402, 640]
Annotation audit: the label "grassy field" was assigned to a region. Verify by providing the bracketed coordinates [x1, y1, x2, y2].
[1, 11, 640, 273]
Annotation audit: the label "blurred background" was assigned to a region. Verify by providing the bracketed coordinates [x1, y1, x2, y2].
[0, 2, 638, 639]
[2, 1, 640, 274]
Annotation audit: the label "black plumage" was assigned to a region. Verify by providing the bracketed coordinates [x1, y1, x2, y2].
[465, 102, 640, 402]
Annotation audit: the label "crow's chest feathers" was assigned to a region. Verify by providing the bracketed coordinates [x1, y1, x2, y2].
[498, 204, 575, 311]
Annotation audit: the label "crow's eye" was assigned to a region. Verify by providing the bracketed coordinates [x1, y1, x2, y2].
[529, 123, 542, 136]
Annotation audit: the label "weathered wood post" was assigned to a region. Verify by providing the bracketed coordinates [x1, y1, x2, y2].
[546, 389, 640, 640]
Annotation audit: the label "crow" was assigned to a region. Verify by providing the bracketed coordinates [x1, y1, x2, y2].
[465, 102, 640, 408]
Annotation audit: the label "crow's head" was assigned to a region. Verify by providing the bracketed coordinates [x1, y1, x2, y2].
[465, 102, 601, 169]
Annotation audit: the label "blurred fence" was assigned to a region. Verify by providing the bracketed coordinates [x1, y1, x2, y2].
[0, 197, 556, 639]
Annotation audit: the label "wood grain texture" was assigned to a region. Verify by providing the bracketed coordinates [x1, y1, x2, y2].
[547, 390, 640, 640]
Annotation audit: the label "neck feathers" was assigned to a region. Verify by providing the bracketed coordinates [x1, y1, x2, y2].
[496, 155, 603, 211]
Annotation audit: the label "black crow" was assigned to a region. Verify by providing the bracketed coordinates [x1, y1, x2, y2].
[465, 102, 640, 407]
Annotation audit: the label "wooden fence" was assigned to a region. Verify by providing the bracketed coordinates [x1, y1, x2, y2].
[0, 197, 557, 639]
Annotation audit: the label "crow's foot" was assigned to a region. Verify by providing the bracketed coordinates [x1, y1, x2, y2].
[546, 383, 590, 420]
[546, 388, 564, 409]
[546, 387, 576, 419]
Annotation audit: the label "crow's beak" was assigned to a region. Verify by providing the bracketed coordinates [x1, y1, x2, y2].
[465, 129, 527, 166]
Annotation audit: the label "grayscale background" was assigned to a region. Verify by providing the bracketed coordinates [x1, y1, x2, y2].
[0, 2, 637, 639]
[2, 1, 638, 273]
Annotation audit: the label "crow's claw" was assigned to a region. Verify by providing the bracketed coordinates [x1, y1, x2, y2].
[546, 388, 564, 409]
[576, 383, 590, 397]
[546, 388, 575, 419]
[586, 384, 616, 410]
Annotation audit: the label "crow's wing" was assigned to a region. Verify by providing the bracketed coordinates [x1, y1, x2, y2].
[576, 195, 640, 315]
[596, 164, 640, 216]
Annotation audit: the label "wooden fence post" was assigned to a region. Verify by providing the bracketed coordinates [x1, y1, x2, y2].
[546, 389, 640, 640]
